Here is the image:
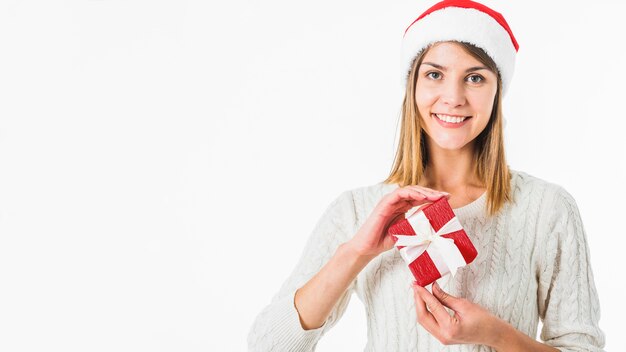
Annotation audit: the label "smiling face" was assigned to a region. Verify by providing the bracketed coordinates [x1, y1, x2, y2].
[414, 41, 499, 152]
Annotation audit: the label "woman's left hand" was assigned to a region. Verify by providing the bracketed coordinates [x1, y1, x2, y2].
[412, 281, 503, 347]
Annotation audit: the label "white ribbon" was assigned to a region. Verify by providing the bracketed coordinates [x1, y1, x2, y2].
[394, 211, 467, 277]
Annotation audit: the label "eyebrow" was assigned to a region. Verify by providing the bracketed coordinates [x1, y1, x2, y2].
[421, 62, 490, 73]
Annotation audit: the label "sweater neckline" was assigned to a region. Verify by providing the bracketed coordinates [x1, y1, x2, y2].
[381, 171, 519, 219]
[452, 190, 486, 218]
[381, 182, 489, 219]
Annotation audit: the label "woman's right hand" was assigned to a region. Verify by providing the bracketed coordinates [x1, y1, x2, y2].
[345, 185, 450, 259]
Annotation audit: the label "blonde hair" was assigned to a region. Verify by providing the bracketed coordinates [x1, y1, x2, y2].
[383, 41, 511, 216]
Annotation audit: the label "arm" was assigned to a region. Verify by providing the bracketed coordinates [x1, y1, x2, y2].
[413, 282, 559, 351]
[248, 185, 447, 351]
[536, 187, 605, 351]
[295, 185, 449, 330]
[247, 190, 359, 352]
[410, 186, 605, 351]
[294, 243, 373, 330]
[490, 318, 558, 351]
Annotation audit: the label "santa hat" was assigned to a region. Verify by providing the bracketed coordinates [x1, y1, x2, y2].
[401, 0, 519, 95]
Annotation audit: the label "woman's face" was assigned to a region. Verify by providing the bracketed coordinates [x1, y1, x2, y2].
[414, 42, 498, 152]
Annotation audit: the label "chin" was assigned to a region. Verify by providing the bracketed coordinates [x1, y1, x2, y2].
[430, 138, 470, 151]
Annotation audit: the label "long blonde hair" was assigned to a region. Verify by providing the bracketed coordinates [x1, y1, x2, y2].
[383, 41, 511, 216]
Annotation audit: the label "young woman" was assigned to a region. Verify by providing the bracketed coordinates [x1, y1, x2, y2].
[248, 1, 605, 351]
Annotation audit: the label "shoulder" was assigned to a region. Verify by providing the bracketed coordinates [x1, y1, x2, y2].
[337, 181, 399, 223]
[347, 180, 399, 205]
[509, 169, 578, 209]
[345, 181, 398, 201]
[509, 169, 582, 233]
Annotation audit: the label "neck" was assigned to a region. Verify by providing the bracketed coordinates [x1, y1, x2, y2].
[421, 140, 483, 193]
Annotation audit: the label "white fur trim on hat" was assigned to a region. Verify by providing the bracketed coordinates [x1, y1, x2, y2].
[401, 6, 517, 95]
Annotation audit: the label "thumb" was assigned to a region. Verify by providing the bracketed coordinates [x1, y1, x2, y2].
[432, 282, 464, 311]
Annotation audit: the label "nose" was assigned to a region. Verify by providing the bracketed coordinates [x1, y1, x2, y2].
[440, 80, 466, 107]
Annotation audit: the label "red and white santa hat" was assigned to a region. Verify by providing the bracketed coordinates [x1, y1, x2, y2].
[401, 0, 519, 95]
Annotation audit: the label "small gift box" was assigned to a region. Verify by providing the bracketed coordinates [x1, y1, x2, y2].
[388, 197, 477, 287]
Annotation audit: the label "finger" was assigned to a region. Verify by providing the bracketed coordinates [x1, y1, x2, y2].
[405, 189, 430, 203]
[424, 192, 449, 201]
[407, 186, 449, 200]
[414, 283, 452, 326]
[432, 282, 463, 311]
[389, 188, 428, 207]
[416, 185, 451, 197]
[407, 186, 438, 198]
[412, 283, 439, 331]
[377, 192, 416, 215]
[402, 187, 430, 200]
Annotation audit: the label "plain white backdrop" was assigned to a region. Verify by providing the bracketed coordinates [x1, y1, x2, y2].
[0, 0, 624, 351]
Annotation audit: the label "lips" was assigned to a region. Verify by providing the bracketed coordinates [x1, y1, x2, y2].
[431, 113, 472, 128]
[434, 113, 470, 123]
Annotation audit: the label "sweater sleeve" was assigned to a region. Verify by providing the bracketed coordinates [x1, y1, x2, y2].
[536, 187, 606, 351]
[247, 190, 359, 352]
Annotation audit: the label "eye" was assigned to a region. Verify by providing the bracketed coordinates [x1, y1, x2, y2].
[426, 71, 442, 80]
[467, 74, 484, 84]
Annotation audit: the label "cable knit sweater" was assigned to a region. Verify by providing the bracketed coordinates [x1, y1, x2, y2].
[248, 170, 605, 351]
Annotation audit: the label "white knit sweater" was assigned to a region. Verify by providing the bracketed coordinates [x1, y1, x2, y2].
[248, 170, 605, 351]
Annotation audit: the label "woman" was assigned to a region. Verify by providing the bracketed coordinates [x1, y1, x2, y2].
[248, 1, 605, 351]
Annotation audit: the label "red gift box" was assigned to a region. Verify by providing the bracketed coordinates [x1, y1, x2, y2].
[387, 197, 477, 287]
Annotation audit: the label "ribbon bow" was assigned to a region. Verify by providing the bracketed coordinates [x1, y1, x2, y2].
[393, 210, 467, 277]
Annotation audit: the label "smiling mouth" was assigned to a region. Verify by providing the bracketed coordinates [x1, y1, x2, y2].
[432, 113, 471, 124]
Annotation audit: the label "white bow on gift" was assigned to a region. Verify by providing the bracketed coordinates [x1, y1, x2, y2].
[393, 210, 467, 278]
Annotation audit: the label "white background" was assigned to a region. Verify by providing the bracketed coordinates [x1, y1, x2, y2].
[0, 0, 624, 351]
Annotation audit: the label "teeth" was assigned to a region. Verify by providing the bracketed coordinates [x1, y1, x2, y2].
[434, 113, 468, 124]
